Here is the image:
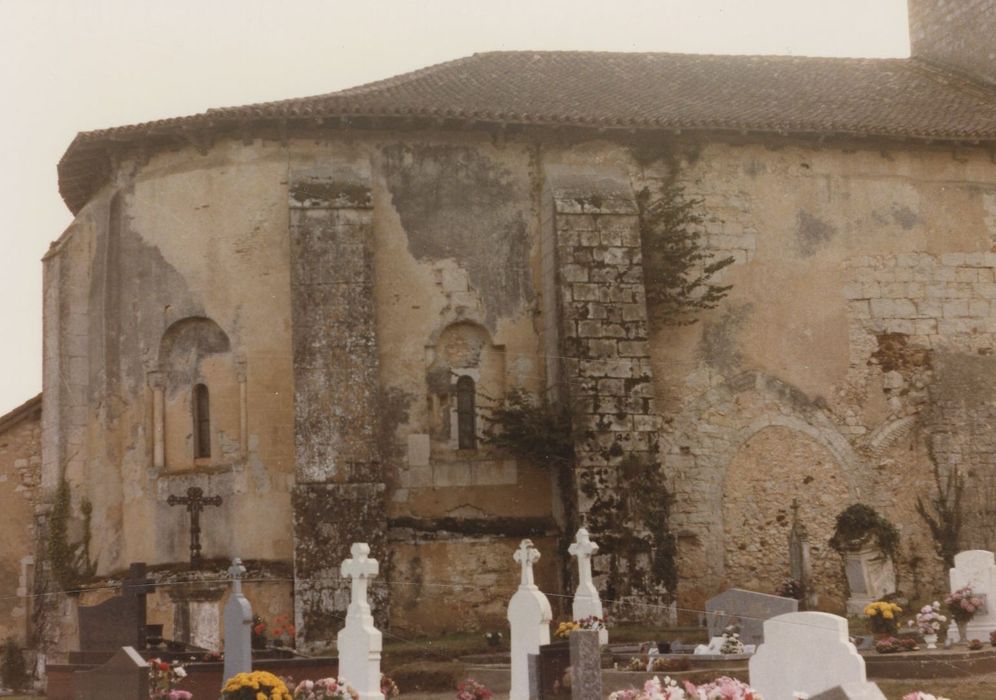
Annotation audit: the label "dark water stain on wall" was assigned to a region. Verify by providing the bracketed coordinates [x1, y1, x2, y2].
[795, 211, 837, 257]
[699, 303, 753, 374]
[380, 144, 533, 327]
[891, 204, 919, 231]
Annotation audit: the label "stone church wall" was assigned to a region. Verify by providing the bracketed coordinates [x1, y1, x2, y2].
[649, 140, 996, 613]
[0, 399, 41, 644]
[37, 125, 996, 640]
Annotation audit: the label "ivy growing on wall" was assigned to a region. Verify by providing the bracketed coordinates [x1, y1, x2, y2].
[46, 478, 95, 592]
[916, 439, 965, 569]
[482, 388, 575, 470]
[637, 181, 734, 325]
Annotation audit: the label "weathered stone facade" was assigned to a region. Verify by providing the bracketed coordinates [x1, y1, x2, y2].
[15, 0, 996, 652]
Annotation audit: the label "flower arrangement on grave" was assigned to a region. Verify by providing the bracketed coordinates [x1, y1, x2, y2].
[201, 650, 222, 662]
[483, 631, 502, 648]
[652, 658, 690, 673]
[969, 638, 984, 650]
[944, 586, 985, 622]
[863, 601, 903, 635]
[270, 614, 296, 647]
[252, 615, 268, 649]
[223, 670, 293, 700]
[291, 677, 359, 700]
[381, 673, 400, 698]
[901, 694, 951, 700]
[874, 636, 918, 654]
[719, 632, 744, 655]
[908, 601, 946, 636]
[774, 579, 805, 601]
[554, 615, 607, 638]
[609, 675, 688, 700]
[455, 678, 492, 700]
[683, 676, 764, 700]
[148, 658, 189, 700]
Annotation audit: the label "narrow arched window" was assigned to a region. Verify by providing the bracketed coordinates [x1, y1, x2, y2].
[456, 375, 476, 449]
[193, 383, 211, 459]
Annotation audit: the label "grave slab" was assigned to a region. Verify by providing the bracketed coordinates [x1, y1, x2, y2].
[749, 611, 865, 700]
[78, 563, 150, 652]
[73, 646, 149, 700]
[809, 682, 887, 700]
[569, 630, 602, 700]
[705, 588, 797, 647]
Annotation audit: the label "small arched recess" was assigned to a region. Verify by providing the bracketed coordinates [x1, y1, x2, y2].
[150, 317, 246, 470]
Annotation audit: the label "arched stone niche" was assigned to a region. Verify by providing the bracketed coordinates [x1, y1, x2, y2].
[666, 371, 865, 612]
[425, 321, 505, 453]
[150, 317, 246, 470]
[722, 425, 852, 609]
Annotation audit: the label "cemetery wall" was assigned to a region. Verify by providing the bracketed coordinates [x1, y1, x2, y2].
[0, 397, 41, 644]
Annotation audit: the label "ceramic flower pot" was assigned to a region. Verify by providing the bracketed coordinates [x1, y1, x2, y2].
[924, 633, 938, 649]
[957, 620, 969, 644]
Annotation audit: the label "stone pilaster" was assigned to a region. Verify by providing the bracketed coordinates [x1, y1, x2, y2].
[288, 165, 387, 646]
[552, 184, 672, 616]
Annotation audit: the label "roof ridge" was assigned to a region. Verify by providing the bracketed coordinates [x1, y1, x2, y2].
[909, 56, 996, 106]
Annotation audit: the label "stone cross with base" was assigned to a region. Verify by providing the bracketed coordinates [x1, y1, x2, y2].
[223, 558, 253, 685]
[337, 543, 384, 700]
[569, 527, 607, 643]
[508, 539, 552, 700]
[167, 487, 222, 568]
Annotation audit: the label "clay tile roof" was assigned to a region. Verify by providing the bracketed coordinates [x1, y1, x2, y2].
[0, 393, 42, 435]
[58, 51, 996, 214]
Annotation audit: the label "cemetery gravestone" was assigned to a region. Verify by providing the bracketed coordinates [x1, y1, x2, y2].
[749, 611, 866, 700]
[568, 629, 602, 700]
[78, 563, 151, 652]
[223, 558, 253, 685]
[337, 543, 385, 700]
[568, 528, 607, 644]
[508, 539, 552, 700]
[809, 682, 887, 700]
[949, 549, 996, 641]
[844, 548, 896, 616]
[73, 646, 149, 700]
[705, 588, 797, 647]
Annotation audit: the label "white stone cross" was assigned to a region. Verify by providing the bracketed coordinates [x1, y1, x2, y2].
[514, 539, 541, 587]
[508, 539, 552, 700]
[342, 543, 379, 617]
[228, 557, 247, 595]
[337, 543, 384, 700]
[568, 527, 604, 621]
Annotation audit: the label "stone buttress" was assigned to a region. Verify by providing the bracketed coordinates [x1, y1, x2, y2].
[549, 177, 672, 616]
[288, 163, 388, 647]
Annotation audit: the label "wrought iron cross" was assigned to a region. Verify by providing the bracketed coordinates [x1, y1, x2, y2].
[167, 486, 222, 568]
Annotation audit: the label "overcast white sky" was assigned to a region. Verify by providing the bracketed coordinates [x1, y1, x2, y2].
[0, 0, 910, 415]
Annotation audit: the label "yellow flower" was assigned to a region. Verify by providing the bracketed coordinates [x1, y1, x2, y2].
[883, 610, 893, 619]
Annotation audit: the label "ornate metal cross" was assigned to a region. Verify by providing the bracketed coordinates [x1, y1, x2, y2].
[514, 539, 541, 587]
[167, 486, 222, 568]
